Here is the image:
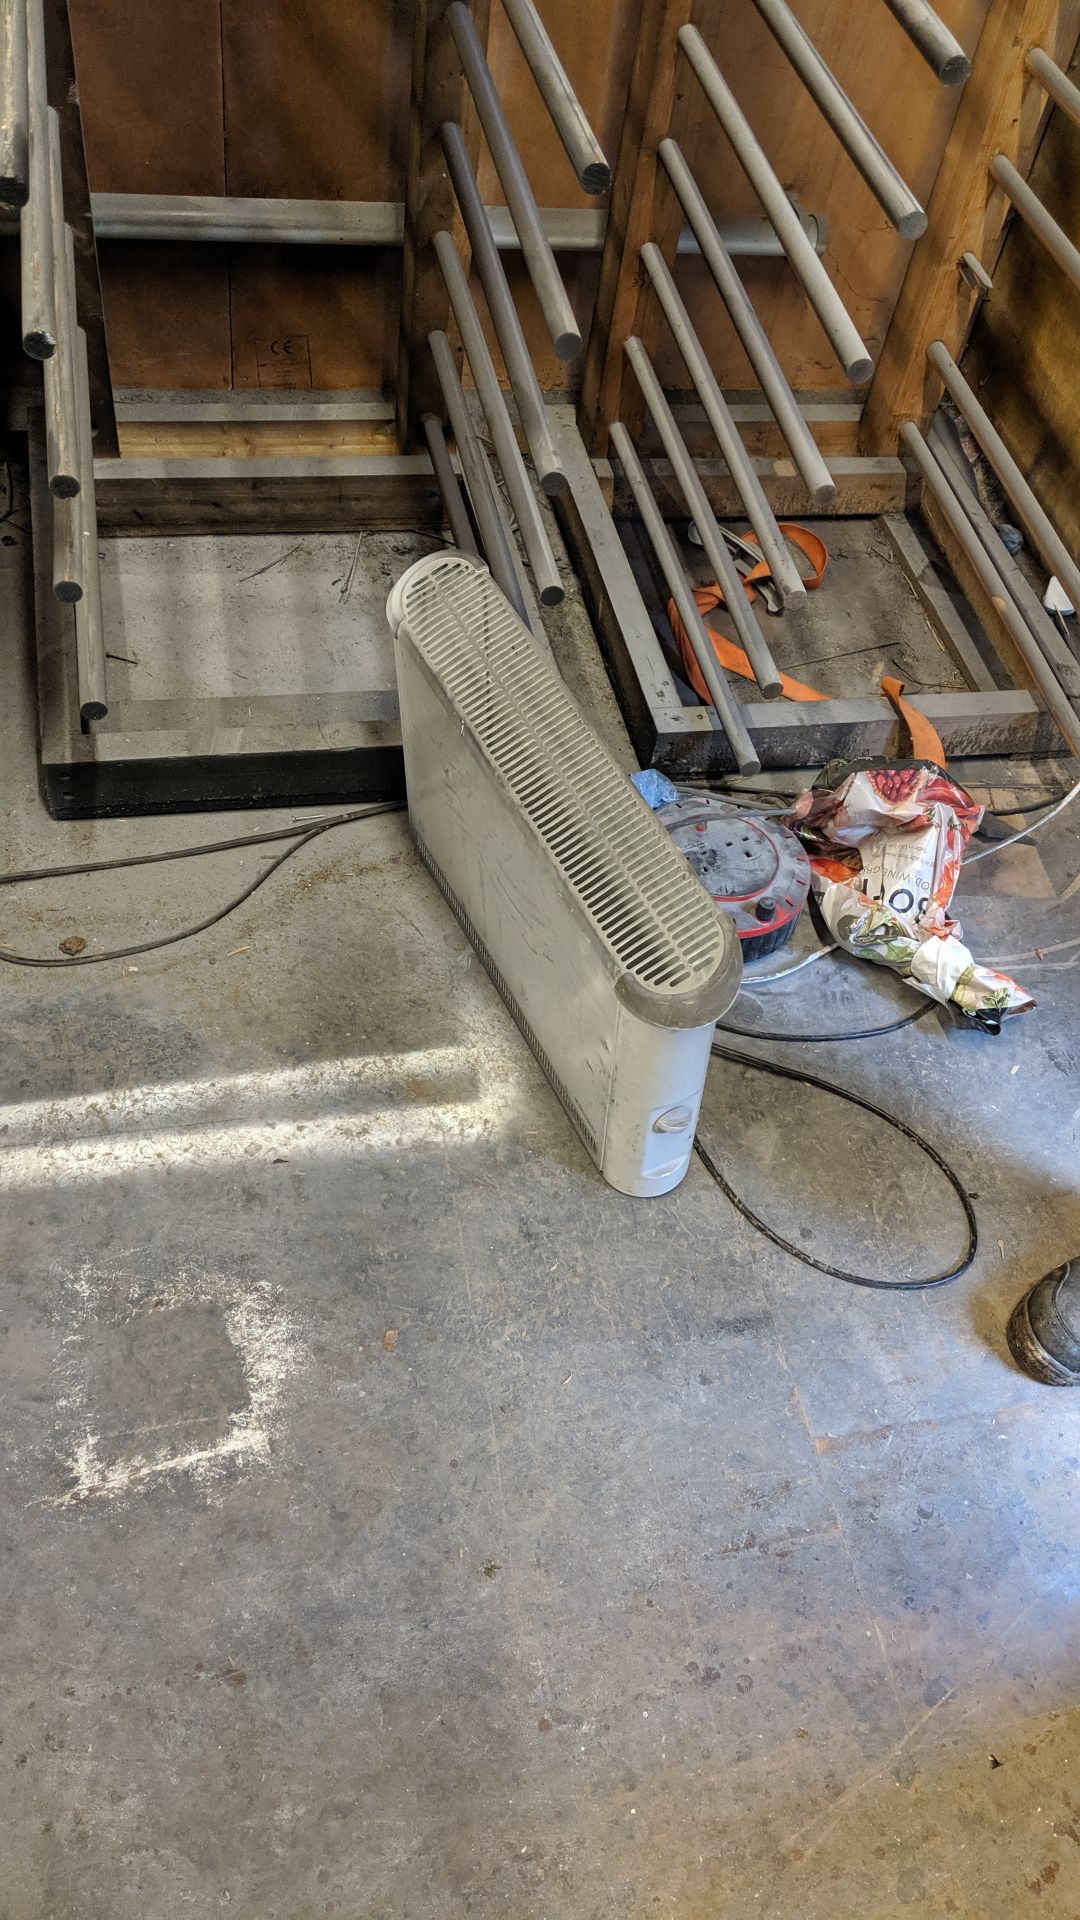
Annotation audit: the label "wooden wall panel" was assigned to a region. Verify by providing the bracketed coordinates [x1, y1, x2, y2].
[963, 46, 1080, 554]
[229, 248, 399, 391]
[68, 0, 225, 193]
[95, 244, 232, 388]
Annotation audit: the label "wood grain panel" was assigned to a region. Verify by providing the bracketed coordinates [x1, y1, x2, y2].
[95, 244, 231, 389]
[964, 42, 1080, 555]
[67, 0, 225, 193]
[229, 247, 399, 391]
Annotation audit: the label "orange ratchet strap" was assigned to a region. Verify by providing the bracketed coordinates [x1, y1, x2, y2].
[670, 523, 829, 704]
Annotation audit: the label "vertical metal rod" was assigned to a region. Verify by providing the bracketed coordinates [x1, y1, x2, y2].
[0, 0, 29, 205]
[422, 411, 480, 556]
[446, 1, 582, 360]
[1026, 48, 1080, 131]
[439, 121, 566, 495]
[748, 0, 925, 237]
[989, 153, 1080, 295]
[623, 335, 782, 699]
[902, 422, 1080, 757]
[640, 242, 807, 605]
[498, 0, 610, 193]
[659, 144, 834, 507]
[20, 1, 54, 356]
[72, 327, 107, 719]
[610, 422, 760, 776]
[927, 339, 1080, 620]
[677, 24, 873, 384]
[42, 128, 79, 496]
[428, 328, 530, 625]
[434, 227, 563, 605]
[880, 0, 971, 86]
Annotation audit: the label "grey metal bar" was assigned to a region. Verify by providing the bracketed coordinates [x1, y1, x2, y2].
[929, 423, 1080, 702]
[428, 328, 530, 624]
[902, 421, 1080, 757]
[640, 241, 806, 604]
[990, 152, 1080, 294]
[20, 13, 55, 357]
[421, 412, 479, 556]
[1027, 47, 1080, 130]
[43, 190, 79, 497]
[678, 24, 873, 384]
[927, 338, 1080, 619]
[749, 0, 926, 238]
[659, 141, 834, 507]
[472, 414, 547, 645]
[72, 327, 107, 719]
[624, 335, 782, 699]
[446, 1, 581, 360]
[32, 190, 823, 257]
[610, 422, 760, 775]
[880, 0, 971, 86]
[439, 120, 566, 496]
[434, 227, 563, 605]
[498, 0, 610, 193]
[0, 0, 29, 205]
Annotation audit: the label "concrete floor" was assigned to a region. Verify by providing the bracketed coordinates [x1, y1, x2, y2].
[3, 480, 1080, 1918]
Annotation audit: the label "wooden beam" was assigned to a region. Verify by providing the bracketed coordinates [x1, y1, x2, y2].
[577, 0, 700, 456]
[93, 455, 442, 536]
[395, 0, 491, 450]
[43, 0, 117, 457]
[860, 0, 1080, 456]
[606, 453, 911, 519]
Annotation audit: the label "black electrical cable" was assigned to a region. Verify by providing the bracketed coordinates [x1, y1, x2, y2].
[698, 1040, 978, 1291]
[715, 999, 937, 1044]
[0, 802, 405, 967]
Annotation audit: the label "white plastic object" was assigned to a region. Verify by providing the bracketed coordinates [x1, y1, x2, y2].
[1044, 575, 1075, 618]
[387, 552, 742, 1196]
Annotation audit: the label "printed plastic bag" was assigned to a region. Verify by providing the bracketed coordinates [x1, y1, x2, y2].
[789, 763, 1034, 1030]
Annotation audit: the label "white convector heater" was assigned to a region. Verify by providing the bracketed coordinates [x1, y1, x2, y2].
[386, 553, 742, 1197]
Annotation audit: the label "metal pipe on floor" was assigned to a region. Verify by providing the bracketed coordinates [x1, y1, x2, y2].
[0, 0, 29, 206]
[879, 0, 971, 86]
[422, 412, 480, 557]
[989, 153, 1080, 295]
[498, 0, 610, 194]
[1026, 48, 1080, 131]
[677, 24, 873, 384]
[439, 121, 566, 496]
[659, 142, 834, 507]
[428, 328, 530, 624]
[43, 192, 79, 497]
[434, 228, 563, 606]
[20, 3, 55, 357]
[901, 421, 1080, 757]
[610, 422, 760, 776]
[446, 1, 581, 360]
[640, 242, 807, 606]
[72, 327, 107, 719]
[926, 338, 1080, 620]
[624, 336, 782, 700]
[748, 0, 926, 238]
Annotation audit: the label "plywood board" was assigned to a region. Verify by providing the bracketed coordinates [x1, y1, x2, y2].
[95, 244, 232, 390]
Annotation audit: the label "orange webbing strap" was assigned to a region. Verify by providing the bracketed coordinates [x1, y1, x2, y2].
[881, 676, 947, 767]
[670, 523, 830, 703]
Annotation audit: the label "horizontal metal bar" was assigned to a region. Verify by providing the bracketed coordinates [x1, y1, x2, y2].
[610, 421, 760, 775]
[447, 0, 581, 360]
[1027, 46, 1080, 130]
[440, 120, 566, 495]
[434, 227, 563, 604]
[677, 24, 873, 383]
[499, 0, 610, 194]
[660, 141, 834, 505]
[990, 152, 1080, 294]
[43, 176, 79, 498]
[927, 337, 1080, 618]
[65, 191, 824, 259]
[902, 420, 1080, 756]
[879, 0, 971, 85]
[749, 0, 926, 238]
[0, 0, 29, 206]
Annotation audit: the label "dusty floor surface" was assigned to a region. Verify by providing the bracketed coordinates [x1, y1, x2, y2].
[3, 481, 1080, 1918]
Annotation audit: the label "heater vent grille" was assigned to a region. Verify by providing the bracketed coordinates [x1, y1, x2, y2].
[393, 555, 726, 996]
